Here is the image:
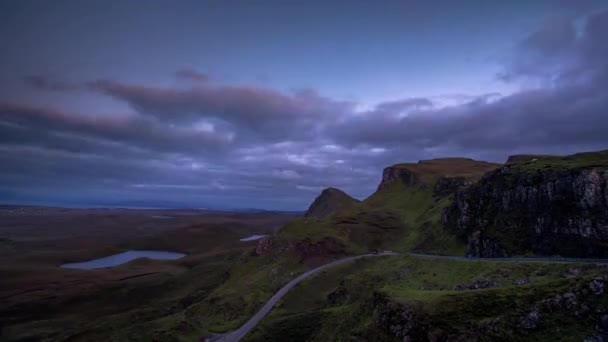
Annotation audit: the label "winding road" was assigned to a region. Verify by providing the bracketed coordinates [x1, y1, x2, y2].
[209, 252, 608, 341]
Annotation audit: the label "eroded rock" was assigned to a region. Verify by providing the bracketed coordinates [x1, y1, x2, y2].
[442, 163, 608, 257]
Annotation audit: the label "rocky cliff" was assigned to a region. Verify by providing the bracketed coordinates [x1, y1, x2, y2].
[376, 158, 500, 192]
[254, 235, 345, 262]
[304, 187, 360, 218]
[433, 176, 472, 198]
[442, 151, 608, 257]
[376, 166, 419, 191]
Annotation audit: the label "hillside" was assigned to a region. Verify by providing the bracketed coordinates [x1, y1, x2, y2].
[244, 255, 608, 342]
[304, 187, 360, 218]
[443, 150, 608, 257]
[233, 153, 608, 342]
[160, 151, 607, 340]
[277, 158, 501, 256]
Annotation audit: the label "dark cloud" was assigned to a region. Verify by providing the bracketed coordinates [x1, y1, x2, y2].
[332, 9, 608, 154]
[0, 102, 234, 157]
[88, 79, 353, 142]
[500, 9, 608, 84]
[2, 10, 608, 210]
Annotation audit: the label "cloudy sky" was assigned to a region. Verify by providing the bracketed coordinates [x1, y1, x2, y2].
[1, 0, 608, 210]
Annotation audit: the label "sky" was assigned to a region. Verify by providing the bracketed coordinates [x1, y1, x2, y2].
[1, 0, 608, 210]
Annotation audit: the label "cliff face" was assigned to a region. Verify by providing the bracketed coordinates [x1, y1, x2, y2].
[433, 176, 472, 198]
[376, 167, 419, 191]
[376, 158, 500, 192]
[442, 160, 608, 257]
[304, 187, 359, 218]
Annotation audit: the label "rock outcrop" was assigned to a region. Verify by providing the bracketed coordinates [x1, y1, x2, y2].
[327, 280, 350, 305]
[376, 158, 500, 192]
[372, 275, 608, 341]
[294, 237, 345, 259]
[304, 187, 360, 218]
[254, 236, 345, 260]
[372, 292, 429, 340]
[506, 155, 550, 164]
[433, 176, 472, 198]
[442, 157, 608, 257]
[377, 166, 419, 191]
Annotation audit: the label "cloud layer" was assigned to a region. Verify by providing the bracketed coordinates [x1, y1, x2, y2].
[2, 9, 608, 210]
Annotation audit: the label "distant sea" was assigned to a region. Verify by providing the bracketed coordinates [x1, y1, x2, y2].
[0, 200, 303, 213]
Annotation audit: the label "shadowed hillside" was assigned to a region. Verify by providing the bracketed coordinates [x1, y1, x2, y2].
[304, 187, 360, 219]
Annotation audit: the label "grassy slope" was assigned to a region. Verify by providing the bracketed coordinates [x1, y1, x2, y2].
[182, 159, 497, 339]
[363, 180, 463, 254]
[208, 153, 605, 340]
[280, 158, 500, 255]
[304, 187, 361, 218]
[187, 251, 307, 334]
[245, 255, 607, 342]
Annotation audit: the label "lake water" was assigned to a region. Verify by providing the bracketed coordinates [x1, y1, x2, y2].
[61, 250, 186, 270]
[240, 234, 267, 241]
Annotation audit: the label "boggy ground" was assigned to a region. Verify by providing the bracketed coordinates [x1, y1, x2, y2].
[0, 206, 296, 341]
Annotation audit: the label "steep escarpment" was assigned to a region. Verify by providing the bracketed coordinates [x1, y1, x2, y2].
[433, 176, 472, 198]
[304, 187, 360, 218]
[443, 150, 608, 257]
[376, 158, 500, 191]
[376, 165, 419, 191]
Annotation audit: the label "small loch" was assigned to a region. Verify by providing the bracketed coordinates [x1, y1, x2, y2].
[240, 235, 267, 242]
[61, 250, 186, 270]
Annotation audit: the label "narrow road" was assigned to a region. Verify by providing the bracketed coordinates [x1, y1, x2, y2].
[407, 253, 608, 264]
[210, 252, 396, 342]
[209, 252, 608, 341]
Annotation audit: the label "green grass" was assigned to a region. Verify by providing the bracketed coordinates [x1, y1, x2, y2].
[304, 187, 361, 218]
[276, 157, 507, 257]
[244, 255, 607, 342]
[510, 150, 608, 172]
[186, 251, 307, 333]
[279, 177, 466, 256]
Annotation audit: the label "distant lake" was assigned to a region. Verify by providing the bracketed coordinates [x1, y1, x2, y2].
[61, 250, 186, 270]
[240, 234, 267, 241]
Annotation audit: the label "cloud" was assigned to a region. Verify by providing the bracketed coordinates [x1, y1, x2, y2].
[88, 78, 354, 142]
[23, 75, 82, 92]
[0, 102, 234, 157]
[175, 68, 210, 82]
[499, 9, 608, 84]
[2, 10, 608, 210]
[331, 9, 608, 155]
[374, 97, 434, 114]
